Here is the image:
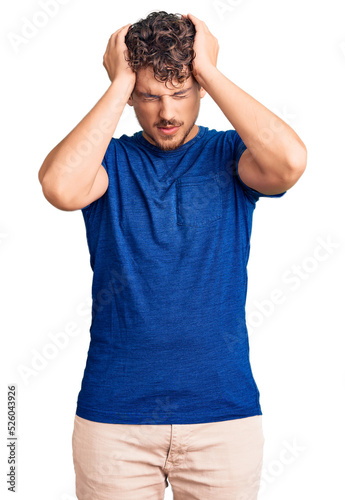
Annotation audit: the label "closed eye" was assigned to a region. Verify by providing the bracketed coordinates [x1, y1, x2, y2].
[143, 95, 188, 101]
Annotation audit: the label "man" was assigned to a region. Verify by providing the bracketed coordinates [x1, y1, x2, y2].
[38, 10, 307, 500]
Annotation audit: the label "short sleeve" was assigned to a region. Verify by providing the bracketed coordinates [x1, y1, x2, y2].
[80, 139, 113, 215]
[228, 129, 287, 204]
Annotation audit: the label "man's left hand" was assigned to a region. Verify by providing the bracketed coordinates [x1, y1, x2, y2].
[182, 13, 219, 83]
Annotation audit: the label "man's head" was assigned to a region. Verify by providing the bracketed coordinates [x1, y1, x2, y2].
[124, 11, 206, 151]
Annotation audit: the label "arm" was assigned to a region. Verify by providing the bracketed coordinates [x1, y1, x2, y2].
[184, 13, 307, 195]
[38, 23, 136, 211]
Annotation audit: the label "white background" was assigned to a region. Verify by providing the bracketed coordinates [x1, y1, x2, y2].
[1, 0, 345, 498]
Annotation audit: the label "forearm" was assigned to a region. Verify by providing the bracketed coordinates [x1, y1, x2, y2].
[38, 76, 133, 201]
[198, 67, 307, 174]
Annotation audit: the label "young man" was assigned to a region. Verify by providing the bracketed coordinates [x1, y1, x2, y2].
[38, 10, 307, 500]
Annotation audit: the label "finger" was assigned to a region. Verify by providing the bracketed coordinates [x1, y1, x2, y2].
[104, 25, 125, 59]
[106, 24, 131, 53]
[186, 13, 210, 31]
[109, 23, 131, 41]
[119, 23, 132, 38]
[105, 30, 121, 54]
[109, 28, 124, 38]
[103, 37, 112, 57]
[117, 23, 132, 36]
[186, 13, 199, 21]
[104, 30, 121, 57]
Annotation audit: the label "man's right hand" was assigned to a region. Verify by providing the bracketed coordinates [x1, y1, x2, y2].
[38, 23, 137, 212]
[103, 23, 136, 88]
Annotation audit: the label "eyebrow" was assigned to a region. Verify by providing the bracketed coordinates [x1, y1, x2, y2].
[136, 86, 193, 98]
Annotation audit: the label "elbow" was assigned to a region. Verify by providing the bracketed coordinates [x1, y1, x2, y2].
[38, 165, 44, 185]
[40, 177, 77, 211]
[288, 142, 307, 173]
[275, 145, 307, 192]
[38, 167, 47, 186]
[38, 162, 48, 186]
[285, 144, 307, 184]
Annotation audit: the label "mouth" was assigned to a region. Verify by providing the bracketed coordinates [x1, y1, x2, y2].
[157, 126, 180, 135]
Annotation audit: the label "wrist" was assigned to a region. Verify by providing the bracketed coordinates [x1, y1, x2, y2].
[110, 74, 135, 97]
[196, 66, 220, 90]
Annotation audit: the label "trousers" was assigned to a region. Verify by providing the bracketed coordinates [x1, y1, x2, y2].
[72, 413, 264, 500]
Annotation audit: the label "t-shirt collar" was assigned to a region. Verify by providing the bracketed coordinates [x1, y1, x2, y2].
[134, 125, 207, 156]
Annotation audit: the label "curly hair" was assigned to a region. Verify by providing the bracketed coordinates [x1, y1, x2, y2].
[124, 10, 199, 89]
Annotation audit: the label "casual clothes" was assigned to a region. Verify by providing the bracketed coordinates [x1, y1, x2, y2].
[75, 125, 286, 425]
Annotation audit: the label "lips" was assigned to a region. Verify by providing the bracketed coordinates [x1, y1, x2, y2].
[158, 126, 180, 135]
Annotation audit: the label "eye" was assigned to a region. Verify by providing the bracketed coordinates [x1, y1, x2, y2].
[142, 95, 188, 102]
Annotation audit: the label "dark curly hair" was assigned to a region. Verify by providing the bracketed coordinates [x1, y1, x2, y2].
[124, 11, 200, 90]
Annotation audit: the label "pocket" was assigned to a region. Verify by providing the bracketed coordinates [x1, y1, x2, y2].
[176, 173, 222, 227]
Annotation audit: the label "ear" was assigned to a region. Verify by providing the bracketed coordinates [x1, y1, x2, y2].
[199, 86, 207, 99]
[127, 93, 134, 107]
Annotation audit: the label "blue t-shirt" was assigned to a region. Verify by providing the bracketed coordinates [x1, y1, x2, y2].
[75, 125, 286, 425]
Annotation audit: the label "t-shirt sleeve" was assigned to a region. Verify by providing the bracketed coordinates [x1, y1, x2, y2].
[80, 139, 113, 215]
[228, 129, 287, 204]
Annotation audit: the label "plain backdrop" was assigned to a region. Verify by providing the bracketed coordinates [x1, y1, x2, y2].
[1, 0, 345, 498]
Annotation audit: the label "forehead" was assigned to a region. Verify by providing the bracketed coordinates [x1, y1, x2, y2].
[134, 66, 194, 95]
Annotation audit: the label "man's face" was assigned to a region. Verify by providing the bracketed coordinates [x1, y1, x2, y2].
[127, 66, 206, 151]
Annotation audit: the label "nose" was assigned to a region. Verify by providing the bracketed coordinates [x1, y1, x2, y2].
[158, 95, 177, 124]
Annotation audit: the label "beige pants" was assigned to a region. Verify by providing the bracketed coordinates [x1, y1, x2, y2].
[72, 414, 264, 500]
